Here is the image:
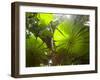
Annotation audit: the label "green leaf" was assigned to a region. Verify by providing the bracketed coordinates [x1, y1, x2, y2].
[26, 34, 48, 67]
[37, 13, 53, 27]
[53, 20, 89, 56]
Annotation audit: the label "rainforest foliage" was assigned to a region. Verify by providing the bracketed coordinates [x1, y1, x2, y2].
[26, 12, 89, 67]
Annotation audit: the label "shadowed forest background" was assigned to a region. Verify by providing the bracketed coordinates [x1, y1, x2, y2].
[26, 12, 89, 67]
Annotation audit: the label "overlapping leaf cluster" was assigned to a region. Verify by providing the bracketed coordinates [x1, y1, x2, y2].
[26, 12, 89, 67]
